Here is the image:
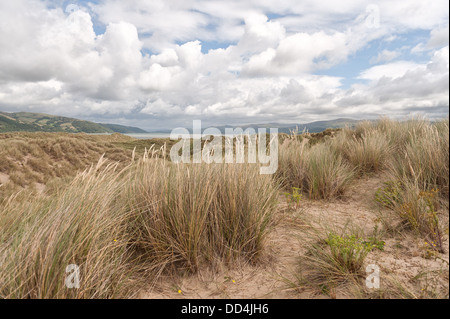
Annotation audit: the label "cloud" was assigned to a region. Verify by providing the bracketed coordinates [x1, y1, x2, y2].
[0, 2, 143, 101]
[411, 23, 449, 54]
[337, 46, 449, 117]
[427, 24, 450, 49]
[238, 14, 285, 54]
[0, 0, 448, 129]
[241, 28, 353, 76]
[370, 49, 401, 64]
[358, 61, 425, 80]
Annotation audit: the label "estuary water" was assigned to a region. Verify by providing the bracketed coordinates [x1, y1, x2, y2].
[123, 133, 173, 139]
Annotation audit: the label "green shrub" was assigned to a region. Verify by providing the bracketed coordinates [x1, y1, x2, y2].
[299, 230, 375, 291]
[326, 233, 372, 273]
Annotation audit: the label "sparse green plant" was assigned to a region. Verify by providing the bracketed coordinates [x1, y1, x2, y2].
[299, 228, 374, 292]
[392, 183, 445, 253]
[326, 233, 373, 273]
[378, 181, 445, 253]
[375, 181, 402, 209]
[284, 187, 303, 209]
[363, 225, 386, 251]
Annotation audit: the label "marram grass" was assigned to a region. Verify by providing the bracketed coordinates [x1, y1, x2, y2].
[0, 153, 278, 298]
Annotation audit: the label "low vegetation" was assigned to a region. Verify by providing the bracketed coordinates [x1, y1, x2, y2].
[0, 160, 138, 298]
[0, 116, 448, 299]
[0, 146, 278, 298]
[277, 130, 355, 199]
[299, 230, 373, 291]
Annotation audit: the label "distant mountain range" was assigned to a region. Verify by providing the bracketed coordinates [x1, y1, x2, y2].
[149, 118, 364, 134]
[0, 111, 364, 135]
[0, 112, 147, 134]
[213, 118, 363, 134]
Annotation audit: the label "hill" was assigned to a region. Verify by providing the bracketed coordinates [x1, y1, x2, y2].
[204, 118, 363, 134]
[101, 123, 147, 134]
[0, 112, 147, 133]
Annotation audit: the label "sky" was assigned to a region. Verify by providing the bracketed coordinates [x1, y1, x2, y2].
[0, 0, 448, 130]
